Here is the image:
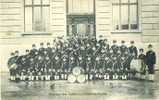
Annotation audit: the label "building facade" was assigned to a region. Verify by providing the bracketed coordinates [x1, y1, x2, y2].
[0, 0, 159, 72]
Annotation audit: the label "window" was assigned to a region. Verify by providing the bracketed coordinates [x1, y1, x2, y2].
[67, 0, 94, 14]
[24, 0, 50, 32]
[112, 0, 138, 31]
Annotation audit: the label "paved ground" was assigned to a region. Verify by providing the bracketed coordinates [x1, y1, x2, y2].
[1, 72, 159, 100]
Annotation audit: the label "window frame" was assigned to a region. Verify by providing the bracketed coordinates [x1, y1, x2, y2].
[23, 0, 51, 34]
[111, 0, 141, 33]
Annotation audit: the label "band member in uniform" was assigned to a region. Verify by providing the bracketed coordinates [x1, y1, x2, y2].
[85, 55, 93, 80]
[39, 43, 45, 56]
[61, 54, 69, 80]
[146, 44, 156, 82]
[119, 54, 127, 80]
[43, 50, 51, 80]
[30, 44, 38, 58]
[120, 40, 128, 54]
[68, 53, 76, 72]
[14, 50, 23, 81]
[19, 49, 30, 80]
[138, 48, 146, 80]
[111, 56, 119, 80]
[103, 39, 109, 53]
[110, 40, 119, 54]
[103, 56, 112, 80]
[85, 42, 92, 56]
[94, 55, 102, 79]
[28, 58, 35, 81]
[36, 52, 44, 76]
[46, 42, 52, 57]
[8, 52, 16, 80]
[54, 54, 61, 80]
[129, 41, 138, 59]
[77, 55, 85, 69]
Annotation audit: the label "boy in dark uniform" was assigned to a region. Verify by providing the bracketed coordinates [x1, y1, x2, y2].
[39, 43, 45, 56]
[43, 50, 51, 80]
[19, 49, 30, 80]
[94, 55, 102, 79]
[111, 56, 119, 80]
[8, 52, 16, 80]
[77, 55, 85, 68]
[61, 54, 69, 80]
[30, 44, 38, 58]
[103, 56, 111, 80]
[85, 55, 93, 80]
[14, 50, 23, 81]
[120, 40, 128, 54]
[119, 55, 127, 80]
[68, 53, 76, 72]
[138, 48, 146, 80]
[29, 58, 35, 81]
[129, 41, 138, 59]
[36, 53, 44, 78]
[46, 42, 52, 57]
[102, 39, 109, 53]
[85, 43, 92, 56]
[54, 54, 61, 80]
[110, 40, 119, 54]
[146, 44, 156, 82]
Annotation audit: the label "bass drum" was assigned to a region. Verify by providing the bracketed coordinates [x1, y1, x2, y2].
[68, 74, 76, 83]
[77, 75, 86, 83]
[130, 59, 142, 72]
[72, 67, 84, 76]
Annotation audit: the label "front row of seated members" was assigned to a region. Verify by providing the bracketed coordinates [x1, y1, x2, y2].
[7, 37, 156, 82]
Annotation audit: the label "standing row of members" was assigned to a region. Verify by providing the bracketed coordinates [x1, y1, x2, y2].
[8, 36, 156, 81]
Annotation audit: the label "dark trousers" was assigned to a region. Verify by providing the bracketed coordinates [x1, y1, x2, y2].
[148, 64, 154, 74]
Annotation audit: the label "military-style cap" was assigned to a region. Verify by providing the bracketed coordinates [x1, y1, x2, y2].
[11, 52, 14, 56]
[113, 40, 117, 43]
[40, 43, 44, 45]
[32, 44, 36, 47]
[121, 40, 125, 43]
[139, 48, 144, 52]
[148, 44, 152, 48]
[26, 49, 29, 52]
[99, 35, 103, 38]
[47, 42, 50, 45]
[130, 41, 134, 44]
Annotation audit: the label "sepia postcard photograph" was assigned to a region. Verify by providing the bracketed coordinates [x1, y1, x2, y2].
[0, 0, 159, 100]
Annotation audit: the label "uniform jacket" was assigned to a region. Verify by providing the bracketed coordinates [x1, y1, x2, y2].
[146, 50, 156, 65]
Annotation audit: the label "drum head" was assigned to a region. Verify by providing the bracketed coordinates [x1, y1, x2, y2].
[68, 74, 76, 83]
[77, 75, 85, 83]
[72, 67, 82, 76]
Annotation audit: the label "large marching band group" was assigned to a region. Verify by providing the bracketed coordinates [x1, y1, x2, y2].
[8, 36, 156, 82]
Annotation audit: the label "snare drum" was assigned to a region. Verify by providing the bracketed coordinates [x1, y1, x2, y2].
[68, 74, 76, 83]
[77, 75, 86, 83]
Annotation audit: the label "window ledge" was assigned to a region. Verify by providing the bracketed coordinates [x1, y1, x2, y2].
[111, 30, 142, 34]
[22, 32, 52, 36]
